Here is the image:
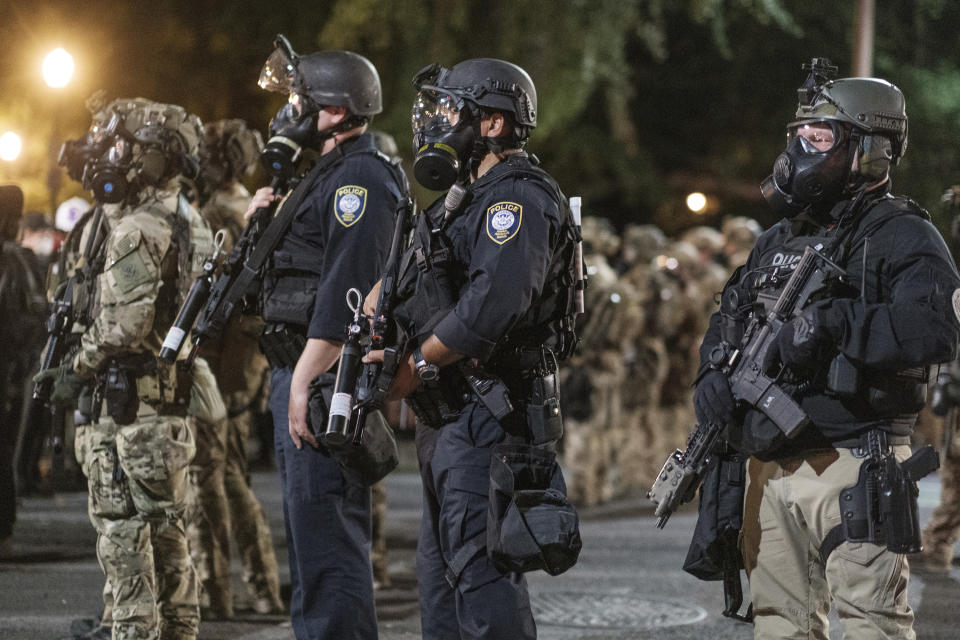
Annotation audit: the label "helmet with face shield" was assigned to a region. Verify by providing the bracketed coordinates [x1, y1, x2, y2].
[761, 58, 908, 217]
[410, 58, 537, 190]
[258, 34, 380, 168]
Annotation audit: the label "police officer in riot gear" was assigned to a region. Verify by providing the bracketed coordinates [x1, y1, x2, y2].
[246, 38, 405, 639]
[695, 61, 960, 638]
[366, 58, 580, 639]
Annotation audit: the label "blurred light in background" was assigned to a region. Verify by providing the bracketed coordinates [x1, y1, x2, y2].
[686, 191, 707, 214]
[43, 48, 74, 88]
[0, 132, 23, 162]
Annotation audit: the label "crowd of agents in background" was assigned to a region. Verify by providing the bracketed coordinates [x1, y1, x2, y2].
[561, 215, 761, 506]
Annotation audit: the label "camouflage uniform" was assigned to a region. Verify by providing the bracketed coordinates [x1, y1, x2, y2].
[561, 217, 624, 505]
[73, 186, 201, 640]
[194, 120, 282, 614]
[196, 185, 282, 613]
[618, 225, 670, 492]
[920, 407, 960, 570]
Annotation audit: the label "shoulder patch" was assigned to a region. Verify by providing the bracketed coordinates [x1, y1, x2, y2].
[952, 289, 960, 324]
[486, 201, 522, 245]
[334, 185, 367, 227]
[108, 229, 152, 294]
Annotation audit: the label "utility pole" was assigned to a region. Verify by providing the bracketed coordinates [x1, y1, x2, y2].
[852, 0, 875, 76]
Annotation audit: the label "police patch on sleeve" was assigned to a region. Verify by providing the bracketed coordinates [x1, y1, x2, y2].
[334, 185, 367, 227]
[486, 201, 522, 245]
[952, 288, 960, 324]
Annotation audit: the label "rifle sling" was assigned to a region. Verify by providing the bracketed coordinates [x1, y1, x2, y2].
[244, 158, 334, 274]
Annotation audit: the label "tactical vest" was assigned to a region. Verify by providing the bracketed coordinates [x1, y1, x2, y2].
[406, 155, 580, 366]
[722, 195, 931, 453]
[261, 148, 408, 327]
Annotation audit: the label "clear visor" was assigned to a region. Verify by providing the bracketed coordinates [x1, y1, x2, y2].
[258, 47, 296, 93]
[787, 120, 844, 153]
[411, 89, 462, 133]
[90, 112, 122, 145]
[105, 137, 131, 165]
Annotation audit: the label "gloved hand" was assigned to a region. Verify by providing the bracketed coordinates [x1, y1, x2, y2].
[693, 369, 735, 426]
[33, 364, 88, 407]
[762, 306, 837, 377]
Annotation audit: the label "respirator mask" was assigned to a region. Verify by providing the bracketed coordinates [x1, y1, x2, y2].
[260, 94, 317, 181]
[410, 87, 479, 190]
[761, 120, 853, 217]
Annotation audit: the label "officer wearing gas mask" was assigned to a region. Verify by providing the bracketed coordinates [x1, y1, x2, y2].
[364, 58, 581, 639]
[694, 60, 960, 638]
[245, 39, 405, 639]
[36, 97, 209, 640]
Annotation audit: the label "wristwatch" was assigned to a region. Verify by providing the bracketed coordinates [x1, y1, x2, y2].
[413, 347, 440, 382]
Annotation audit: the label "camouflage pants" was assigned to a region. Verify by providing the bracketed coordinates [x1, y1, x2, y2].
[371, 480, 389, 587]
[75, 407, 199, 640]
[922, 408, 960, 565]
[222, 402, 282, 609]
[184, 358, 231, 616]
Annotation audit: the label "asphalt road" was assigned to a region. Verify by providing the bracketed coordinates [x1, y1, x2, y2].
[2, 453, 959, 639]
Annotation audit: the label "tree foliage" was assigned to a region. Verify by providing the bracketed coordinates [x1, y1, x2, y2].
[1, 0, 959, 233]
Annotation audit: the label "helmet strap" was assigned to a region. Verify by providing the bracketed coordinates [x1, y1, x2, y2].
[317, 115, 369, 144]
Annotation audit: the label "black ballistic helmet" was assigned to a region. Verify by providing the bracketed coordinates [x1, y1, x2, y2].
[259, 36, 382, 117]
[410, 58, 537, 189]
[420, 58, 537, 134]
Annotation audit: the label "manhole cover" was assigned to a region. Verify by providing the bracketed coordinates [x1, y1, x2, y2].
[532, 592, 707, 629]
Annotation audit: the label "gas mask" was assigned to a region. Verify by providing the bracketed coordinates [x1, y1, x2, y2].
[410, 88, 479, 190]
[761, 120, 853, 217]
[260, 99, 316, 180]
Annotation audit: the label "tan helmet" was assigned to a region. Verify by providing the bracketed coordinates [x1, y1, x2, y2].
[622, 224, 667, 267]
[580, 216, 621, 259]
[680, 226, 725, 261]
[721, 216, 762, 257]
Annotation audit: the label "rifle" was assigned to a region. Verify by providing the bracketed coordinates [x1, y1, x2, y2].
[649, 245, 847, 527]
[32, 205, 107, 487]
[159, 174, 293, 365]
[323, 196, 414, 448]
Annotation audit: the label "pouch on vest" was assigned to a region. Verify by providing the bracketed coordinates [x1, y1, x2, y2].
[307, 372, 399, 487]
[260, 273, 319, 325]
[487, 443, 581, 576]
[683, 453, 746, 580]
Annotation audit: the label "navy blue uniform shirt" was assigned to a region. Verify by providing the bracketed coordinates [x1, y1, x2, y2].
[431, 155, 564, 360]
[270, 133, 403, 341]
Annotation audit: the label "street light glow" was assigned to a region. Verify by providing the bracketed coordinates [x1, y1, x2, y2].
[0, 132, 23, 162]
[686, 191, 708, 214]
[43, 48, 74, 88]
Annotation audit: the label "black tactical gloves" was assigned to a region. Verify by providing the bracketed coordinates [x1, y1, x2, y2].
[694, 370, 735, 426]
[763, 306, 838, 376]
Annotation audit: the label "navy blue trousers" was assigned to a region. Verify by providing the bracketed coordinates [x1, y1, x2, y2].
[271, 366, 377, 640]
[415, 401, 537, 640]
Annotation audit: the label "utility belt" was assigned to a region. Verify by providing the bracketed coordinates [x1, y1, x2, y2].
[408, 348, 564, 446]
[819, 429, 940, 565]
[259, 322, 307, 369]
[95, 353, 192, 425]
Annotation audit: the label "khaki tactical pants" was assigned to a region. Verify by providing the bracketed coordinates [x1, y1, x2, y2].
[75, 406, 199, 640]
[742, 446, 915, 640]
